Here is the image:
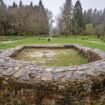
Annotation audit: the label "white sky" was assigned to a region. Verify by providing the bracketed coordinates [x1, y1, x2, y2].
[4, 0, 105, 16]
[3, 0, 105, 26]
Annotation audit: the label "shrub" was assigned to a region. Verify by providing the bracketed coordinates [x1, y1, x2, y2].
[48, 38, 52, 42]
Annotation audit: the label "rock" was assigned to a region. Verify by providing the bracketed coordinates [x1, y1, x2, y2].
[41, 71, 53, 82]
[42, 98, 56, 105]
[14, 68, 26, 79]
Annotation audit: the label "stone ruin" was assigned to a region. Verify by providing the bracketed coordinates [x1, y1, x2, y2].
[0, 44, 105, 105]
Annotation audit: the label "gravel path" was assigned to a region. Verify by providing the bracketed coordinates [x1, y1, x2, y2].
[0, 40, 17, 44]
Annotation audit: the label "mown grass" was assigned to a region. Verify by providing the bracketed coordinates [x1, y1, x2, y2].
[0, 35, 105, 51]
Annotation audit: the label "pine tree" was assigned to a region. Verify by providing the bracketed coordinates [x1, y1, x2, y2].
[0, 0, 8, 35]
[12, 2, 17, 8]
[0, 0, 3, 5]
[38, 0, 49, 35]
[84, 9, 93, 25]
[39, 0, 43, 8]
[59, 0, 73, 35]
[19, 0, 23, 7]
[73, 0, 84, 34]
[30, 1, 33, 7]
[63, 0, 73, 35]
[102, 9, 105, 26]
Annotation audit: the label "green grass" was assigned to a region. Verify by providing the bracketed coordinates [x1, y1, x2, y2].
[13, 48, 88, 67]
[45, 50, 87, 67]
[0, 35, 105, 51]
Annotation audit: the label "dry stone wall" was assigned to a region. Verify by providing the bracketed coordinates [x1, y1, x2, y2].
[0, 44, 105, 105]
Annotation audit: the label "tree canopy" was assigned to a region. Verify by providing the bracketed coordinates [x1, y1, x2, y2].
[57, 0, 105, 36]
[0, 0, 52, 36]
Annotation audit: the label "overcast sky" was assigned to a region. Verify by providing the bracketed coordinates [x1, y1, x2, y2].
[3, 0, 105, 19]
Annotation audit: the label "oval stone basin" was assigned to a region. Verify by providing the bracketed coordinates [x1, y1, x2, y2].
[0, 44, 105, 105]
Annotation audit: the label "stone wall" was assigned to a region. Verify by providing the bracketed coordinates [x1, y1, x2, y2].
[0, 44, 105, 105]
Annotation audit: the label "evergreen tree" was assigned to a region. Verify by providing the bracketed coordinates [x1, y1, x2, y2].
[39, 0, 43, 8]
[84, 9, 93, 25]
[57, 0, 73, 35]
[30, 1, 33, 7]
[12, 2, 17, 8]
[19, 0, 23, 7]
[0, 0, 8, 35]
[0, 0, 4, 5]
[38, 0, 49, 35]
[64, 0, 73, 35]
[73, 0, 84, 34]
[102, 9, 105, 26]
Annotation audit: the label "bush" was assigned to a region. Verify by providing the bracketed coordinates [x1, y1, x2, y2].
[48, 38, 52, 42]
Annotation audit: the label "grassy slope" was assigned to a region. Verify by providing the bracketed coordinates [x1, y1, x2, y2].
[0, 35, 105, 51]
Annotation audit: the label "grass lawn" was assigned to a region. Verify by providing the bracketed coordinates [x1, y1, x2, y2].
[0, 35, 105, 51]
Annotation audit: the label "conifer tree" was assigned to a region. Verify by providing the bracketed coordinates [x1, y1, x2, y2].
[30, 1, 33, 7]
[19, 0, 23, 7]
[12, 2, 17, 8]
[38, 0, 49, 35]
[73, 0, 84, 34]
[57, 0, 73, 36]
[0, 0, 8, 35]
